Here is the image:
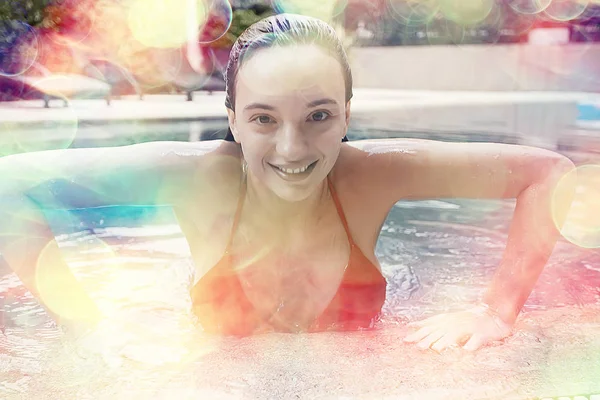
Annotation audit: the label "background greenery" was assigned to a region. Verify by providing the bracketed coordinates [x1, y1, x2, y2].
[0, 0, 54, 27]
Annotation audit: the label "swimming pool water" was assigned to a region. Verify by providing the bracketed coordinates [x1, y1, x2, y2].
[0, 136, 599, 399]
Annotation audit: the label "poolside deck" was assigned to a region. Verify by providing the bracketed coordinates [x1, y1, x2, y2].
[0, 89, 599, 150]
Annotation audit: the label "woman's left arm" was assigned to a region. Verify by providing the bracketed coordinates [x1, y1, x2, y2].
[351, 139, 577, 351]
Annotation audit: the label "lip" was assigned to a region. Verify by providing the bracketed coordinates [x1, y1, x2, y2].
[269, 161, 318, 182]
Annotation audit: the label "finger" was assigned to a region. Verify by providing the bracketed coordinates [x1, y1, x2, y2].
[407, 313, 447, 327]
[430, 331, 471, 353]
[463, 333, 486, 352]
[430, 334, 460, 353]
[416, 330, 445, 351]
[403, 324, 436, 343]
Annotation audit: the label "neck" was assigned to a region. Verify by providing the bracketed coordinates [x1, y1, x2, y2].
[244, 170, 330, 225]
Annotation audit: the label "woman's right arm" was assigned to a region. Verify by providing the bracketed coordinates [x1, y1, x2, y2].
[0, 140, 215, 208]
[0, 140, 224, 331]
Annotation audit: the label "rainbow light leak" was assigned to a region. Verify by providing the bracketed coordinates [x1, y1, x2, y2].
[0, 0, 598, 385]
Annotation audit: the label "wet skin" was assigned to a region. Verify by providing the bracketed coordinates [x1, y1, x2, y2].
[0, 44, 576, 351]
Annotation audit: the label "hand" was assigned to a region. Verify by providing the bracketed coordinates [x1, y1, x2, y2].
[61, 313, 190, 366]
[59, 314, 134, 368]
[403, 304, 514, 352]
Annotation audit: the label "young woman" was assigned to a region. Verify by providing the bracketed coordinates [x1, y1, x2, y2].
[0, 14, 575, 352]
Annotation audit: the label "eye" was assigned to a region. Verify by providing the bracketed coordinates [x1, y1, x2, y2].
[310, 111, 331, 122]
[253, 115, 274, 125]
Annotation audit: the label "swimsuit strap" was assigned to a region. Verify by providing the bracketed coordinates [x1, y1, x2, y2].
[226, 174, 354, 252]
[225, 171, 247, 253]
[327, 175, 355, 247]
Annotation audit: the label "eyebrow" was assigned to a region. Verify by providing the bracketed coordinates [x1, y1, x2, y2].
[306, 98, 339, 108]
[242, 98, 339, 112]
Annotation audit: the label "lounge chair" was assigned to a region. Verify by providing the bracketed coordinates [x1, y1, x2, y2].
[83, 57, 144, 101]
[174, 70, 226, 101]
[171, 45, 226, 101]
[1, 63, 111, 108]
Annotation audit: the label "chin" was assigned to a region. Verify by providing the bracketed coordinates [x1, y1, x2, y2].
[268, 177, 324, 203]
[271, 186, 314, 203]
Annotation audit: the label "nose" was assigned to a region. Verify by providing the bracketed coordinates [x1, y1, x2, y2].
[275, 124, 308, 162]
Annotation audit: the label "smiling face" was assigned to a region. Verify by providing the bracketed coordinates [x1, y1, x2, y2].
[228, 44, 350, 203]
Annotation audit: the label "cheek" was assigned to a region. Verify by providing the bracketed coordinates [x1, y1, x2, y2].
[240, 141, 271, 172]
[317, 129, 344, 155]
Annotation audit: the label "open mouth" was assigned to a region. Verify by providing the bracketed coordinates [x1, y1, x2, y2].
[269, 161, 318, 178]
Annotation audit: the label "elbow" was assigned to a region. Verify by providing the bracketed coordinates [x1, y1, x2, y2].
[546, 155, 577, 229]
[514, 154, 576, 201]
[538, 154, 576, 185]
[553, 155, 576, 175]
[548, 156, 577, 192]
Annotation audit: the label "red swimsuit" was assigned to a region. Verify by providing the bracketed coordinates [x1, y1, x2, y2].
[190, 175, 387, 336]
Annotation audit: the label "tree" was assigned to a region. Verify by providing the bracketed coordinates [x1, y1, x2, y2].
[0, 0, 54, 27]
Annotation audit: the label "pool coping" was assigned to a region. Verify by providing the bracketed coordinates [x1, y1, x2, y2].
[1, 89, 599, 151]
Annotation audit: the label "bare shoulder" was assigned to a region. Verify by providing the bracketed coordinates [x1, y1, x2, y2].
[337, 137, 571, 204]
[332, 138, 423, 188]
[129, 140, 241, 176]
[327, 140, 412, 251]
[330, 138, 437, 212]
[131, 139, 238, 162]
[165, 140, 243, 205]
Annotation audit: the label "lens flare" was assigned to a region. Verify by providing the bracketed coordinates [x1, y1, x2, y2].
[198, 0, 233, 45]
[0, 22, 39, 77]
[500, 6, 538, 38]
[425, 19, 466, 45]
[456, 1, 504, 45]
[0, 106, 78, 156]
[508, 0, 553, 14]
[120, 47, 183, 91]
[544, 0, 590, 21]
[544, 344, 600, 398]
[128, 0, 209, 49]
[274, 0, 348, 21]
[438, 0, 496, 26]
[45, 1, 96, 46]
[92, 0, 132, 56]
[387, 0, 440, 25]
[35, 235, 114, 321]
[552, 164, 600, 249]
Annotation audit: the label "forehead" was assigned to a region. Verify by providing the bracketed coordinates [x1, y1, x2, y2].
[235, 44, 345, 108]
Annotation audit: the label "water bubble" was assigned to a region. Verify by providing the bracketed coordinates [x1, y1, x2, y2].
[425, 18, 466, 45]
[387, 0, 440, 26]
[451, 1, 504, 45]
[0, 21, 39, 77]
[198, 0, 233, 45]
[507, 0, 553, 14]
[544, 0, 590, 22]
[498, 5, 537, 38]
[46, 0, 96, 46]
[438, 0, 496, 26]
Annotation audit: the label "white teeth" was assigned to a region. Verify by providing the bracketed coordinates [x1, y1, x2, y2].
[275, 163, 312, 174]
